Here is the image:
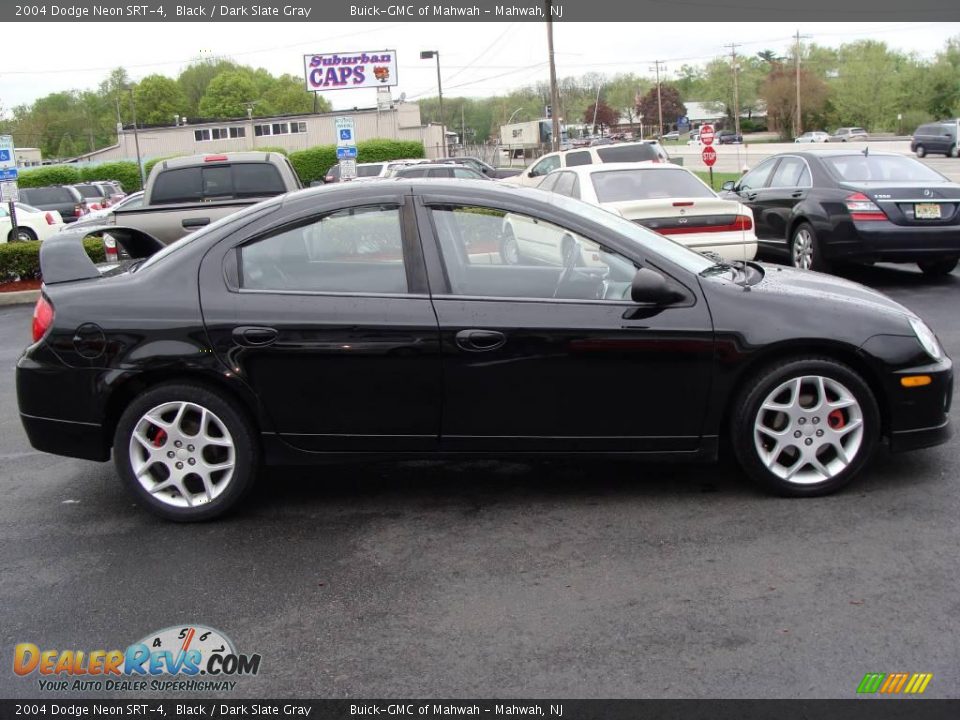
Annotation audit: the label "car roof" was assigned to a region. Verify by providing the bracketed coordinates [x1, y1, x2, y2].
[557, 161, 690, 177]
[161, 151, 288, 168]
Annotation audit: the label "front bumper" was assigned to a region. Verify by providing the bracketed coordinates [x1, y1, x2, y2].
[885, 357, 954, 453]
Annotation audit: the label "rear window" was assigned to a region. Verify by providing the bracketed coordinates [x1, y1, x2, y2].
[73, 185, 105, 199]
[565, 151, 592, 167]
[150, 163, 286, 204]
[596, 144, 661, 163]
[21, 187, 75, 204]
[591, 169, 714, 203]
[356, 164, 384, 177]
[822, 155, 947, 183]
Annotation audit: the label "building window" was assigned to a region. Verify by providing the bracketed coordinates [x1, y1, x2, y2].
[253, 122, 305, 137]
[195, 126, 246, 142]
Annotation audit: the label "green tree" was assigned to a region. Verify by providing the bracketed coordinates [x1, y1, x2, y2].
[134, 74, 188, 125]
[198, 71, 258, 119]
[262, 74, 329, 115]
[830, 40, 903, 131]
[178, 58, 242, 116]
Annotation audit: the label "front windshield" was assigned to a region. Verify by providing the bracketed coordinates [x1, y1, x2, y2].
[539, 192, 715, 273]
[823, 154, 947, 183]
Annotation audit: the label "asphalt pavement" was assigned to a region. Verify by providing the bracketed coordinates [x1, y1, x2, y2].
[1, 263, 959, 699]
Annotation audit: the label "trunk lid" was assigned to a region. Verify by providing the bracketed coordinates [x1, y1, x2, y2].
[841, 181, 960, 226]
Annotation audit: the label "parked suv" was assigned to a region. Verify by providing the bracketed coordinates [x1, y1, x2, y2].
[829, 127, 868, 142]
[71, 182, 113, 211]
[18, 186, 86, 223]
[912, 121, 959, 158]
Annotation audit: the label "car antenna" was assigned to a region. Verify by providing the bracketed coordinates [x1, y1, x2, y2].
[863, 145, 869, 157]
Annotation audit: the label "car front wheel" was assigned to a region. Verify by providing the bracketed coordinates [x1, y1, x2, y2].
[114, 383, 259, 521]
[732, 358, 880, 497]
[915, 144, 926, 158]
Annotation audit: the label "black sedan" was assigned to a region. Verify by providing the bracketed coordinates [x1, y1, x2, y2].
[715, 130, 743, 145]
[17, 181, 952, 520]
[722, 151, 960, 276]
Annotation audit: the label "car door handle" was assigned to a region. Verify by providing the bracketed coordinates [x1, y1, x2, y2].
[182, 217, 211, 228]
[791, 191, 804, 198]
[745, 192, 758, 201]
[232, 326, 278, 347]
[455, 329, 506, 352]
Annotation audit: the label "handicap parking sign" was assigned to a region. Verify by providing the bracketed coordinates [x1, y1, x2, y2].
[339, 129, 352, 141]
[0, 150, 10, 162]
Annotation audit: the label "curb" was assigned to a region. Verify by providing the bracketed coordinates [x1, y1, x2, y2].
[0, 289, 40, 307]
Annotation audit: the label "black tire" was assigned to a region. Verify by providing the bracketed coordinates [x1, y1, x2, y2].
[949, 144, 959, 159]
[8, 227, 37, 242]
[915, 144, 926, 158]
[113, 382, 259, 521]
[790, 222, 831, 273]
[918, 257, 959, 276]
[731, 357, 880, 497]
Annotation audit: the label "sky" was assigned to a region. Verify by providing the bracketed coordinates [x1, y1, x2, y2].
[2, 21, 959, 113]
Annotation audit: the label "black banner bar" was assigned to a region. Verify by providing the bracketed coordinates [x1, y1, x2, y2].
[1, 700, 959, 720]
[3, 0, 960, 23]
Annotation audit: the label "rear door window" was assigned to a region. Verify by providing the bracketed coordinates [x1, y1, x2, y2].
[151, 168, 204, 204]
[596, 144, 658, 163]
[565, 151, 592, 167]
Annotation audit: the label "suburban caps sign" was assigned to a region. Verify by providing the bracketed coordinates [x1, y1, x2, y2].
[304, 50, 398, 91]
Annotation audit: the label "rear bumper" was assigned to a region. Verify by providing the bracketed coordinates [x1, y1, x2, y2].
[19, 413, 110, 462]
[824, 222, 960, 263]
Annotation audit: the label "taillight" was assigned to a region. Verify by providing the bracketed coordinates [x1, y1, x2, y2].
[658, 215, 754, 235]
[103, 234, 119, 263]
[845, 192, 887, 221]
[31, 295, 54, 343]
[44, 212, 55, 225]
[75, 204, 85, 217]
[204, 155, 229, 162]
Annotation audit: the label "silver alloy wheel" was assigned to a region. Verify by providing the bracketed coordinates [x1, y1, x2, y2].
[129, 401, 236, 508]
[753, 375, 864, 485]
[501, 227, 519, 265]
[792, 228, 814, 270]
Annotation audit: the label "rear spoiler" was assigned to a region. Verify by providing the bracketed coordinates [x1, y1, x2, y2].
[40, 225, 165, 285]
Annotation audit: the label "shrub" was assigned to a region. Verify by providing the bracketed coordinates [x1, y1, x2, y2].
[80, 162, 144, 192]
[17, 166, 82, 188]
[289, 139, 425, 184]
[144, 156, 181, 182]
[0, 237, 108, 281]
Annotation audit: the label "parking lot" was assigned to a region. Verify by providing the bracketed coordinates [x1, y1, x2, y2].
[1, 260, 959, 699]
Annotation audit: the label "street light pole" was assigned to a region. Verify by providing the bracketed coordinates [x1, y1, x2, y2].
[420, 50, 445, 156]
[650, 61, 666, 139]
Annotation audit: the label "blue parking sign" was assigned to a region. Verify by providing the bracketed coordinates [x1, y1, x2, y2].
[339, 129, 352, 141]
[0, 149, 10, 162]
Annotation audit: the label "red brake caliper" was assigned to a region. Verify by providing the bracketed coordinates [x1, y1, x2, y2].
[152, 429, 168, 447]
[827, 409, 846, 430]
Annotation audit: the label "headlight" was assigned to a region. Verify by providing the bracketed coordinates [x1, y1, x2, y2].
[909, 316, 943, 361]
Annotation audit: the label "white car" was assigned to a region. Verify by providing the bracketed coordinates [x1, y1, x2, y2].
[507, 141, 670, 188]
[794, 131, 830, 144]
[72, 191, 144, 225]
[533, 163, 757, 262]
[0, 203, 65, 243]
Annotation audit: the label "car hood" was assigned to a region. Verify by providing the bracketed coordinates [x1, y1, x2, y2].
[750, 263, 913, 321]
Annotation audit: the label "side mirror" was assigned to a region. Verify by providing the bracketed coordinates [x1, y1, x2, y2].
[721, 180, 736, 192]
[527, 170, 535, 178]
[631, 268, 683, 305]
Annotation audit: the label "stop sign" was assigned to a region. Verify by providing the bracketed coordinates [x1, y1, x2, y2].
[702, 145, 717, 167]
[700, 124, 715, 146]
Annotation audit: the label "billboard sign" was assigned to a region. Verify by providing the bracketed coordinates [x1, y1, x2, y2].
[304, 50, 398, 91]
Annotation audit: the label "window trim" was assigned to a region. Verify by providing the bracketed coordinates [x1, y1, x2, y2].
[227, 197, 429, 297]
[764, 154, 814, 191]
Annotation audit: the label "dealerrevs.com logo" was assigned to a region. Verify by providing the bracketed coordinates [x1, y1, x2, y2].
[13, 625, 262, 693]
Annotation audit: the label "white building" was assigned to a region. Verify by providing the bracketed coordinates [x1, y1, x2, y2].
[71, 102, 445, 163]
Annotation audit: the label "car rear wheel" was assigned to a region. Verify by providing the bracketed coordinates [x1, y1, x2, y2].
[7, 227, 37, 242]
[918, 257, 958, 276]
[790, 222, 830, 272]
[114, 383, 259, 521]
[732, 358, 879, 497]
[949, 144, 959, 159]
[915, 144, 926, 158]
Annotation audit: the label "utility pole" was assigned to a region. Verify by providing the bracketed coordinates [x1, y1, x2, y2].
[794, 30, 812, 139]
[724, 43, 741, 138]
[650, 60, 666, 139]
[545, 0, 561, 152]
[129, 90, 145, 189]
